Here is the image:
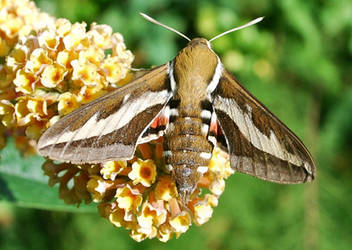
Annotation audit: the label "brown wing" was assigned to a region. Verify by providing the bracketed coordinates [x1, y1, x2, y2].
[37, 64, 172, 164]
[212, 69, 316, 183]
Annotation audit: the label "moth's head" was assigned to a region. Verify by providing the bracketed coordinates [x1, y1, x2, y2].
[182, 38, 215, 58]
[187, 38, 212, 49]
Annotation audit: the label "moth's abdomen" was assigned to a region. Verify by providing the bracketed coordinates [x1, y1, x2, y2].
[163, 107, 213, 202]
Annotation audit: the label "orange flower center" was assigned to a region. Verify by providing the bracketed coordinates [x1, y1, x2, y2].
[140, 166, 152, 179]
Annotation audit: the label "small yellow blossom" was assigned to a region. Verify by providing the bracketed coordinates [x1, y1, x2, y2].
[101, 160, 128, 180]
[25, 48, 52, 73]
[25, 120, 46, 140]
[128, 159, 157, 187]
[71, 59, 101, 86]
[209, 177, 226, 196]
[109, 206, 128, 227]
[115, 184, 143, 211]
[169, 211, 192, 233]
[209, 147, 234, 178]
[87, 175, 123, 202]
[57, 92, 79, 116]
[41, 63, 67, 88]
[192, 194, 218, 226]
[157, 223, 174, 242]
[13, 69, 37, 94]
[77, 85, 106, 104]
[62, 22, 88, 50]
[0, 66, 15, 89]
[137, 201, 167, 232]
[55, 18, 72, 37]
[56, 50, 70, 68]
[129, 225, 157, 242]
[101, 55, 124, 83]
[0, 100, 15, 126]
[78, 47, 104, 66]
[154, 175, 178, 201]
[7, 44, 29, 70]
[14, 98, 29, 119]
[38, 29, 59, 50]
[26, 98, 47, 116]
[88, 23, 113, 49]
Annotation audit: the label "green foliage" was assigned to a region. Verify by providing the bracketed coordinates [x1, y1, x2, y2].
[1, 0, 352, 249]
[0, 140, 95, 212]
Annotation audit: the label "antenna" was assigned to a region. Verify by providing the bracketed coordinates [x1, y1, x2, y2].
[209, 17, 264, 42]
[140, 13, 191, 42]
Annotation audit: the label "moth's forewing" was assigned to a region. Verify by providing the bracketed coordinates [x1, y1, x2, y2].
[212, 70, 315, 183]
[37, 64, 172, 164]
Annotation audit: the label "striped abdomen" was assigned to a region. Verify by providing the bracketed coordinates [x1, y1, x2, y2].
[163, 99, 214, 202]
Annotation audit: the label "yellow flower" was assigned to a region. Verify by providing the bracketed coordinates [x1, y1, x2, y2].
[0, 100, 15, 127]
[101, 160, 128, 180]
[77, 85, 106, 104]
[209, 177, 226, 196]
[87, 175, 116, 202]
[88, 23, 113, 49]
[192, 194, 218, 226]
[154, 175, 178, 201]
[109, 206, 128, 228]
[209, 146, 234, 178]
[115, 184, 143, 211]
[71, 59, 101, 86]
[101, 55, 125, 84]
[137, 201, 167, 231]
[38, 29, 59, 50]
[41, 63, 67, 88]
[14, 96, 48, 127]
[157, 223, 174, 242]
[13, 69, 37, 94]
[0, 66, 15, 89]
[169, 211, 192, 234]
[128, 159, 157, 187]
[129, 225, 157, 242]
[26, 98, 47, 116]
[55, 18, 72, 37]
[25, 48, 53, 74]
[0, 11, 133, 153]
[62, 22, 88, 50]
[6, 44, 29, 71]
[78, 47, 104, 66]
[57, 92, 79, 116]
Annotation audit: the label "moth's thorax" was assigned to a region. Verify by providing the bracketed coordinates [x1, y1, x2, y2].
[164, 38, 219, 203]
[173, 38, 218, 102]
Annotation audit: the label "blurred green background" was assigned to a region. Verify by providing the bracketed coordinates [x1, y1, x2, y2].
[1, 0, 352, 249]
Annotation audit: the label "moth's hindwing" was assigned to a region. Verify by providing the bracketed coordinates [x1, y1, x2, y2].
[212, 69, 316, 184]
[37, 64, 172, 164]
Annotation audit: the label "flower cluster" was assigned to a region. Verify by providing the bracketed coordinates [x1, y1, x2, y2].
[43, 139, 234, 242]
[0, 14, 134, 154]
[0, 0, 55, 58]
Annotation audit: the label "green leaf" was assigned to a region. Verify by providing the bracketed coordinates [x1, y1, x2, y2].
[0, 140, 96, 213]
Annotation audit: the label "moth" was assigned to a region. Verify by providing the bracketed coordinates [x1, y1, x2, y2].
[37, 13, 316, 203]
